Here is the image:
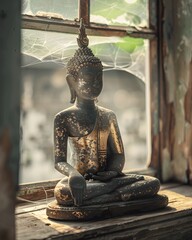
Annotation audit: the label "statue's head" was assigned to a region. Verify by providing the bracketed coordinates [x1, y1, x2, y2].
[66, 19, 103, 103]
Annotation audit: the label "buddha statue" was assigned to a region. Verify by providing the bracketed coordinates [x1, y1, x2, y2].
[47, 19, 168, 220]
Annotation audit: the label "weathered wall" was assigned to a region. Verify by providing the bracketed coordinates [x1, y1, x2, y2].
[161, 0, 192, 183]
[0, 1, 21, 239]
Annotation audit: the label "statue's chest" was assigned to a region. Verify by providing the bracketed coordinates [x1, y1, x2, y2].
[67, 113, 96, 137]
[69, 118, 110, 173]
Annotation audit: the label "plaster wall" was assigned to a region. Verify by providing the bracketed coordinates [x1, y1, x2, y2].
[162, 0, 192, 183]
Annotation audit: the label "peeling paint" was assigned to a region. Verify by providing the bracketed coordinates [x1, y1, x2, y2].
[163, 54, 175, 103]
[162, 0, 192, 183]
[162, 148, 173, 181]
[0, 129, 15, 240]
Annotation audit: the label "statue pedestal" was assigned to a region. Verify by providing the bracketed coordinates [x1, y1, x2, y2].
[46, 194, 168, 221]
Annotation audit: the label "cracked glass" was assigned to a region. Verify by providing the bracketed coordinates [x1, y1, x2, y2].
[90, 0, 148, 27]
[22, 0, 78, 20]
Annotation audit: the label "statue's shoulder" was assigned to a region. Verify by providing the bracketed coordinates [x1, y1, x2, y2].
[97, 106, 117, 121]
[54, 106, 76, 123]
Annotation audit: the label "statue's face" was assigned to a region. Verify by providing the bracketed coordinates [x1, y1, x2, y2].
[75, 66, 103, 100]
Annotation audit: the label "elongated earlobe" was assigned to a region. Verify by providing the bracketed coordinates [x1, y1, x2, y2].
[66, 74, 76, 104]
[70, 88, 76, 104]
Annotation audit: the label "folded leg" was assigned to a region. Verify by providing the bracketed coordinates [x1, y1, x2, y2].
[117, 176, 160, 201]
[54, 174, 158, 206]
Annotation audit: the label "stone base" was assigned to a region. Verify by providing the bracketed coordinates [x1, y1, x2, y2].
[46, 194, 168, 221]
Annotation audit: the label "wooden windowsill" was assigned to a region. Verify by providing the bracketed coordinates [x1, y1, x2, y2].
[16, 183, 192, 240]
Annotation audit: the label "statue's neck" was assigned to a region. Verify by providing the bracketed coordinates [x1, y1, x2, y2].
[75, 98, 97, 112]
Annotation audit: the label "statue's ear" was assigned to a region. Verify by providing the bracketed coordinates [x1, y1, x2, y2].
[66, 74, 76, 104]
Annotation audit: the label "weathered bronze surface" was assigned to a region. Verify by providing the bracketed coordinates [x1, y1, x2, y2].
[47, 19, 168, 220]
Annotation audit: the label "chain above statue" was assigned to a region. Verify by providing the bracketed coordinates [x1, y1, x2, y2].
[46, 19, 168, 221]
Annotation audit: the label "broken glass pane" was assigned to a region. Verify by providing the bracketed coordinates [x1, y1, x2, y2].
[22, 29, 147, 80]
[22, 0, 78, 20]
[90, 0, 148, 27]
[20, 29, 149, 182]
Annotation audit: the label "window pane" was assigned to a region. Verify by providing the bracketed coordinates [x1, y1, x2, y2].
[22, 0, 78, 20]
[90, 0, 148, 27]
[20, 30, 148, 182]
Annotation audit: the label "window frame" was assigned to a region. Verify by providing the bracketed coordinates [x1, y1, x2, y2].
[22, 0, 156, 38]
[20, 0, 162, 191]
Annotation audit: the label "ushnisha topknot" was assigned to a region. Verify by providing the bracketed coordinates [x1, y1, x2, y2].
[66, 18, 103, 78]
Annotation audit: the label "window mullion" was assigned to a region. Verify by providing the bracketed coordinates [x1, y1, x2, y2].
[79, 0, 90, 25]
[148, 0, 160, 178]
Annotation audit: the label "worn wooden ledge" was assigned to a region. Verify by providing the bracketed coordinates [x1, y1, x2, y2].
[17, 179, 59, 202]
[16, 183, 192, 240]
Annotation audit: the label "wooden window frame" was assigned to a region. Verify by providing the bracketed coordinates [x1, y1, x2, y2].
[18, 0, 163, 199]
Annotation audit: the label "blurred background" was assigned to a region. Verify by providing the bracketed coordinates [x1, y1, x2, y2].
[20, 0, 149, 183]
